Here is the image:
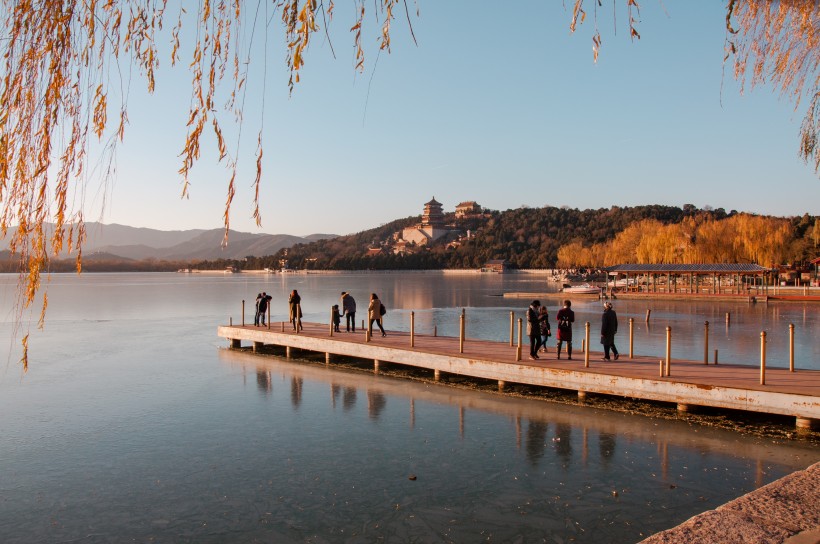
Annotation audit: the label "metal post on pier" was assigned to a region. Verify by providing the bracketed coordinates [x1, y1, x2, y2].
[459, 309, 465, 354]
[242, 300, 245, 327]
[789, 323, 795, 372]
[645, 309, 651, 323]
[665, 326, 672, 377]
[726, 312, 731, 326]
[760, 331, 767, 385]
[295, 303, 302, 334]
[629, 318, 634, 359]
[267, 306, 271, 330]
[714, 349, 718, 364]
[509, 311, 514, 346]
[329, 306, 334, 337]
[584, 322, 590, 368]
[703, 321, 709, 364]
[410, 311, 415, 347]
[516, 318, 523, 362]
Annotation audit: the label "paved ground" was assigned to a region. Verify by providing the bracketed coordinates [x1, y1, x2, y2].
[641, 461, 820, 544]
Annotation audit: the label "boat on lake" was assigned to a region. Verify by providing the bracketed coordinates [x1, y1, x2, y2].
[561, 283, 602, 295]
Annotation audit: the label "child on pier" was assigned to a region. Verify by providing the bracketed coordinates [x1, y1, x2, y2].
[332, 304, 341, 332]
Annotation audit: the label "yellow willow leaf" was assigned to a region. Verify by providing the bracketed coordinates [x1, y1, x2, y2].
[20, 334, 28, 373]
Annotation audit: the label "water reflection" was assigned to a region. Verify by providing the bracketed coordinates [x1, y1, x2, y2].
[223, 348, 819, 532]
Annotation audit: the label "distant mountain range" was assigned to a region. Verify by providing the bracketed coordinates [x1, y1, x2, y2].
[0, 223, 337, 261]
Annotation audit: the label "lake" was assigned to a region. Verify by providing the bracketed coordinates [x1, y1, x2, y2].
[0, 272, 817, 543]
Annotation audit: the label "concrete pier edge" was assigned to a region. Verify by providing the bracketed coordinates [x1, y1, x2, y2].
[640, 461, 820, 544]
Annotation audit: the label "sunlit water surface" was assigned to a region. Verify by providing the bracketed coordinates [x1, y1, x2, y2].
[0, 272, 817, 543]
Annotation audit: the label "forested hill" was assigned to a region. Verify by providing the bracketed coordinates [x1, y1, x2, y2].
[224, 204, 818, 271]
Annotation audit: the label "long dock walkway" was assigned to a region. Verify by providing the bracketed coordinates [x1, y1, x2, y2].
[217, 322, 820, 429]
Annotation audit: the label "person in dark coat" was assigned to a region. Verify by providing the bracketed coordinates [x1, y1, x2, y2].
[526, 300, 541, 360]
[332, 304, 341, 332]
[538, 305, 551, 353]
[341, 291, 357, 332]
[257, 292, 272, 326]
[600, 301, 619, 360]
[555, 299, 575, 360]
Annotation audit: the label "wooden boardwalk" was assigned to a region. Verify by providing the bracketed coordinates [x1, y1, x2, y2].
[217, 322, 820, 429]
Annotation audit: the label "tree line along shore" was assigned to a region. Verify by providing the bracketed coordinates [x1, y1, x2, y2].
[3, 205, 817, 274]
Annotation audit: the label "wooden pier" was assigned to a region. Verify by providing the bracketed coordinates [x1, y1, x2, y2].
[217, 322, 820, 430]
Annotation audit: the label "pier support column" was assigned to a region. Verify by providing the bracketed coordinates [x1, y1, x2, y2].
[434, 369, 441, 382]
[325, 352, 331, 365]
[253, 341, 263, 353]
[230, 338, 241, 349]
[677, 403, 695, 413]
[577, 390, 588, 402]
[374, 359, 379, 374]
[796, 417, 819, 431]
[286, 346, 292, 358]
[498, 380, 505, 391]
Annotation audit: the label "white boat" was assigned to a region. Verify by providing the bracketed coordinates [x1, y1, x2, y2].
[562, 283, 601, 295]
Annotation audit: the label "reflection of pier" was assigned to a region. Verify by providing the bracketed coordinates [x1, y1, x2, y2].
[217, 322, 820, 430]
[220, 348, 817, 471]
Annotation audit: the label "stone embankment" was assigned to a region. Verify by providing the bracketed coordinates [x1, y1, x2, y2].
[641, 461, 820, 544]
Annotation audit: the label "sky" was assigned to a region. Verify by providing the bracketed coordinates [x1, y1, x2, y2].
[88, 2, 820, 237]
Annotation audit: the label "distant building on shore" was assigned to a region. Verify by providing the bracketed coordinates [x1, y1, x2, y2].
[455, 201, 482, 218]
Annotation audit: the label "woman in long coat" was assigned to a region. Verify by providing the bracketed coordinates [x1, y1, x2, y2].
[367, 293, 386, 337]
[288, 289, 302, 331]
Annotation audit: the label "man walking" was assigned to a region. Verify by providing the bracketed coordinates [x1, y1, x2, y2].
[258, 292, 272, 326]
[556, 300, 575, 360]
[600, 301, 620, 360]
[341, 291, 357, 332]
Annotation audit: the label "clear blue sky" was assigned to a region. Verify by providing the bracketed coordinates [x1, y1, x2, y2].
[96, 2, 820, 236]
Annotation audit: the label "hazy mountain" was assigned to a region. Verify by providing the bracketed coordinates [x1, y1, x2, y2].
[0, 223, 337, 261]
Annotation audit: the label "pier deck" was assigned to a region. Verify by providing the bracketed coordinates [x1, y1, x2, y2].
[217, 322, 820, 428]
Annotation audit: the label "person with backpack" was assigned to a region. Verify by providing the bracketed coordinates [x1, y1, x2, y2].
[556, 299, 575, 360]
[368, 293, 386, 337]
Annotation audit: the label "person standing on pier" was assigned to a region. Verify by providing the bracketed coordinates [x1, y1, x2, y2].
[556, 300, 575, 360]
[288, 289, 302, 331]
[526, 300, 542, 360]
[600, 301, 619, 360]
[254, 293, 263, 326]
[368, 293, 386, 337]
[257, 292, 272, 326]
[341, 291, 357, 332]
[538, 305, 551, 353]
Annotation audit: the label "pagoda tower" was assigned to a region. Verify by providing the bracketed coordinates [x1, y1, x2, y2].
[421, 197, 445, 228]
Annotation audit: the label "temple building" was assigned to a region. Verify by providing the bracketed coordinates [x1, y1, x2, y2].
[401, 197, 451, 246]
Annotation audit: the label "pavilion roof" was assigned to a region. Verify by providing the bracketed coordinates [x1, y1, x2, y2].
[604, 264, 771, 274]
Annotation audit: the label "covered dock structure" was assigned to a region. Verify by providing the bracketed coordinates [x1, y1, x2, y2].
[603, 263, 773, 297]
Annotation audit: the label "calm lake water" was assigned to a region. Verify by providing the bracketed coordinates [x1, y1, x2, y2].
[0, 272, 818, 543]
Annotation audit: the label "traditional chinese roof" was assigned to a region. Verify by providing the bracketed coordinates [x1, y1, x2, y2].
[604, 264, 772, 274]
[425, 196, 442, 207]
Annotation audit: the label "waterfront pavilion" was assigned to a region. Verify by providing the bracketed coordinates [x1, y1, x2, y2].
[603, 263, 774, 296]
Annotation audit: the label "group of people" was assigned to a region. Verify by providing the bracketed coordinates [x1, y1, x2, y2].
[335, 291, 386, 336]
[255, 289, 386, 337]
[526, 299, 619, 361]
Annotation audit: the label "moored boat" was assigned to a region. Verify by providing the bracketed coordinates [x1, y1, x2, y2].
[562, 283, 601, 295]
